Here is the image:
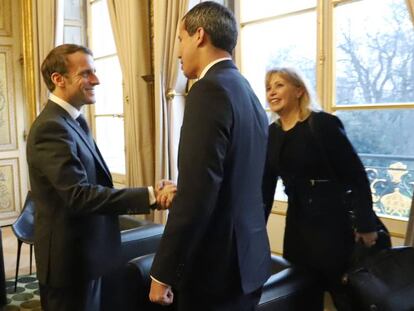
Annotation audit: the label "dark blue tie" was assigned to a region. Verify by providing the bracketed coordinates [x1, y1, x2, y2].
[76, 114, 95, 148]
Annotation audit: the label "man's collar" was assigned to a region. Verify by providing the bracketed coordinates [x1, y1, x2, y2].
[198, 57, 232, 80]
[49, 93, 81, 119]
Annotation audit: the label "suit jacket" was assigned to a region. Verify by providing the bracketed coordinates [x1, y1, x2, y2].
[26, 100, 151, 287]
[150, 60, 271, 295]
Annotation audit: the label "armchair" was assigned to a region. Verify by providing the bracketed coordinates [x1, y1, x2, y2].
[123, 253, 323, 311]
[103, 216, 322, 311]
[258, 255, 323, 310]
[101, 215, 164, 311]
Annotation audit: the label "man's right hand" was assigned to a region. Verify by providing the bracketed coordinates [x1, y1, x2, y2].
[155, 180, 177, 209]
[149, 279, 174, 305]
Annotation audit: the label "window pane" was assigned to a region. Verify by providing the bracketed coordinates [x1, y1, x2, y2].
[95, 116, 125, 174]
[336, 109, 414, 219]
[64, 0, 82, 20]
[335, 0, 414, 105]
[90, 0, 116, 57]
[241, 11, 316, 107]
[63, 26, 82, 44]
[94, 56, 123, 115]
[240, 0, 316, 23]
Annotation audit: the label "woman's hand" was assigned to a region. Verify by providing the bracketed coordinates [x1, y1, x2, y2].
[355, 231, 378, 247]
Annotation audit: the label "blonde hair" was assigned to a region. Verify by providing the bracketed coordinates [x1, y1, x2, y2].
[265, 67, 321, 121]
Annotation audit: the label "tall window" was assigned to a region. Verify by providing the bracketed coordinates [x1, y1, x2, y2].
[88, 0, 125, 177]
[240, 1, 317, 105]
[63, 0, 86, 44]
[333, 0, 414, 219]
[239, 0, 414, 220]
[240, 0, 317, 202]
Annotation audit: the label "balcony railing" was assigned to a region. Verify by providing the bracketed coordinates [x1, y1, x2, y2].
[360, 153, 414, 220]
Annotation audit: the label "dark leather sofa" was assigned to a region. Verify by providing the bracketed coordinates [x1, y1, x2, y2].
[124, 254, 323, 311]
[101, 216, 165, 311]
[258, 255, 323, 310]
[103, 216, 323, 311]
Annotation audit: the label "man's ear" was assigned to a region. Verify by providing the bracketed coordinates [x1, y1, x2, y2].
[195, 27, 206, 47]
[51, 72, 65, 88]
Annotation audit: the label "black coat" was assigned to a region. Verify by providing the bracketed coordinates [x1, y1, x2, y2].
[262, 111, 377, 279]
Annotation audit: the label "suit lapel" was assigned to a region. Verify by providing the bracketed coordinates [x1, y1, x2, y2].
[92, 141, 112, 179]
[45, 101, 112, 183]
[65, 117, 112, 182]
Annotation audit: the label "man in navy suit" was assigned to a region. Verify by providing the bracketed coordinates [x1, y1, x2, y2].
[26, 44, 168, 311]
[149, 2, 271, 310]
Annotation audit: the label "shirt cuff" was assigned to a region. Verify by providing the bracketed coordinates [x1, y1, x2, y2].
[150, 275, 170, 287]
[148, 186, 156, 205]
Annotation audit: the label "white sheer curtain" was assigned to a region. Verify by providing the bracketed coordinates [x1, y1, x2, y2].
[405, 0, 414, 246]
[153, 0, 201, 224]
[33, 0, 63, 112]
[106, 0, 154, 191]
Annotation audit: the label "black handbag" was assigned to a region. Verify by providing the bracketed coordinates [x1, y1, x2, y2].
[342, 246, 414, 311]
[347, 212, 391, 264]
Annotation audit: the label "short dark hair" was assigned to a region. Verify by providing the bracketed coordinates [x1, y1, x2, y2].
[41, 44, 93, 92]
[183, 1, 238, 54]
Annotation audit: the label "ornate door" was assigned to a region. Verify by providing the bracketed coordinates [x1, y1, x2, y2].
[0, 0, 29, 225]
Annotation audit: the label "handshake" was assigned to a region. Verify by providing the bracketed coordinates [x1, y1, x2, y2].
[153, 180, 177, 210]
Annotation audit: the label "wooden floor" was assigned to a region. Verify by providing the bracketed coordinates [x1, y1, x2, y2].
[1, 225, 34, 280]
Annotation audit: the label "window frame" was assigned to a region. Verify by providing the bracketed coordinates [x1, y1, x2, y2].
[86, 0, 126, 183]
[234, 0, 412, 239]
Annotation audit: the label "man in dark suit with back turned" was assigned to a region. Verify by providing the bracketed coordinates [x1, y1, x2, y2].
[26, 44, 169, 311]
[149, 2, 271, 310]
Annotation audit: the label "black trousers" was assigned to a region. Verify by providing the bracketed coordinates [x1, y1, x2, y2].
[176, 285, 262, 311]
[39, 277, 102, 311]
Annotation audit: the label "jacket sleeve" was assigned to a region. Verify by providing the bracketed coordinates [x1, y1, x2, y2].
[314, 112, 377, 232]
[27, 119, 150, 216]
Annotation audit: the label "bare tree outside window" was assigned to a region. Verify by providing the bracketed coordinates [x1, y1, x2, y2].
[335, 1, 414, 105]
[333, 0, 414, 218]
[240, 0, 414, 218]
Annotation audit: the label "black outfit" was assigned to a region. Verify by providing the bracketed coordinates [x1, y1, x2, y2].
[150, 60, 271, 311]
[26, 101, 152, 311]
[262, 111, 378, 310]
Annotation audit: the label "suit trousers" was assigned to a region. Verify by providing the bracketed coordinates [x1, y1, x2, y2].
[39, 277, 102, 311]
[176, 285, 262, 311]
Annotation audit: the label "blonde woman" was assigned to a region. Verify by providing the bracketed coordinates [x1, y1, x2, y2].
[262, 67, 379, 310]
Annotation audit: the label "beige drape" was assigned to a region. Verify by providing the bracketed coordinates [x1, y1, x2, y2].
[153, 0, 188, 180]
[406, 0, 414, 24]
[107, 0, 154, 192]
[405, 0, 414, 246]
[33, 0, 62, 112]
[152, 0, 201, 223]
